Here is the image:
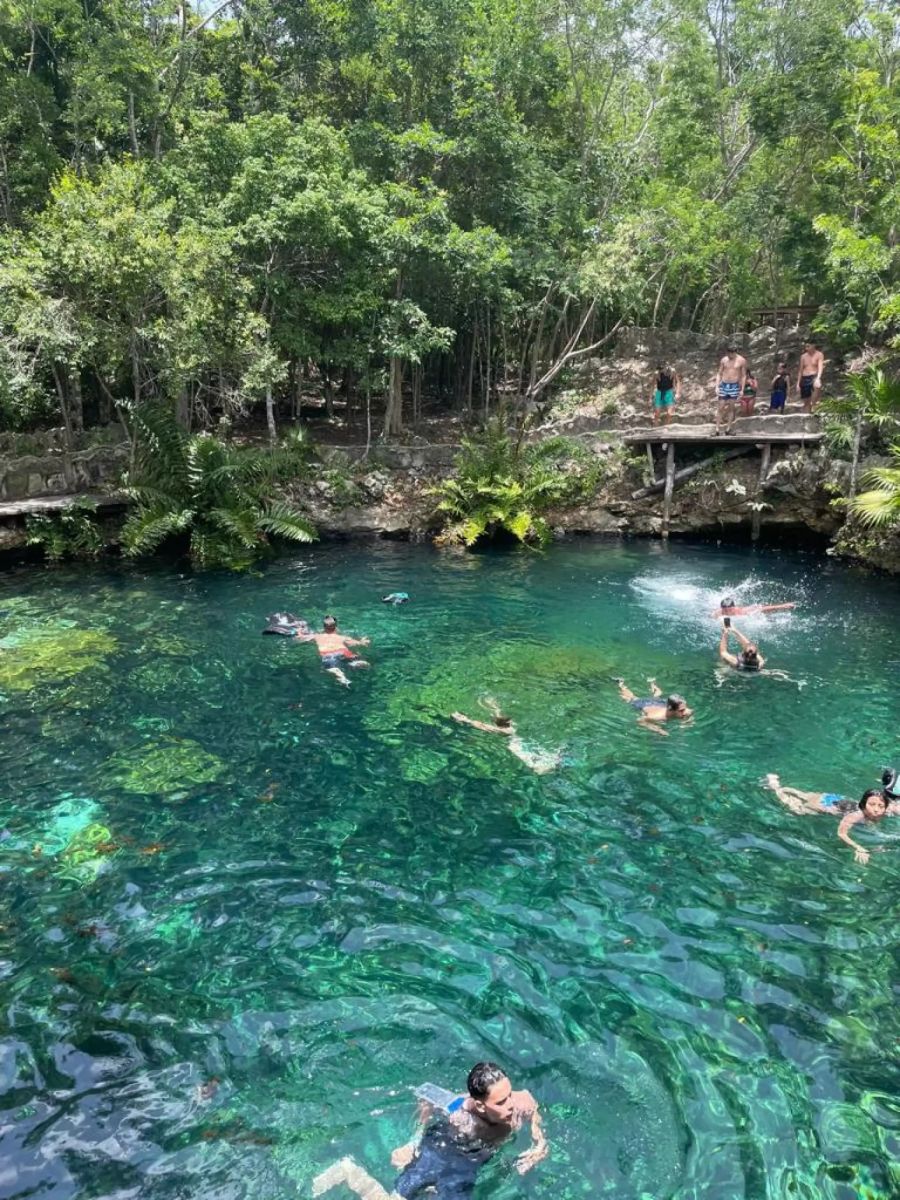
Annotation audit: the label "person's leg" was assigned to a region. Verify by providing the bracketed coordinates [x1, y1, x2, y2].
[348, 658, 370, 670]
[327, 666, 351, 687]
[615, 679, 636, 702]
[647, 678, 662, 697]
[312, 1157, 399, 1200]
[764, 774, 822, 814]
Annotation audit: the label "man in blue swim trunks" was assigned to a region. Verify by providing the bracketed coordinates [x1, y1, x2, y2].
[615, 676, 693, 736]
[306, 615, 370, 687]
[714, 343, 747, 435]
[312, 1062, 547, 1200]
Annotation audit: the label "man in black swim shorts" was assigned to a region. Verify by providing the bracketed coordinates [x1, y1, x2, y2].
[306, 615, 370, 687]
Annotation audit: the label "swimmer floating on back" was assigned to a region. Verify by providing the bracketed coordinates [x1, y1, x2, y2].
[711, 596, 796, 619]
[451, 697, 562, 774]
[614, 677, 692, 736]
[765, 775, 900, 865]
[304, 615, 370, 687]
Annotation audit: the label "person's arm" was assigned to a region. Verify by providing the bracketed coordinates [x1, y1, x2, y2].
[837, 811, 869, 864]
[815, 352, 825, 384]
[718, 628, 738, 667]
[739, 360, 747, 391]
[673, 370, 681, 400]
[730, 626, 753, 650]
[715, 358, 723, 388]
[758, 603, 795, 612]
[515, 1100, 549, 1174]
[390, 1098, 435, 1169]
[343, 636, 370, 647]
[452, 712, 504, 734]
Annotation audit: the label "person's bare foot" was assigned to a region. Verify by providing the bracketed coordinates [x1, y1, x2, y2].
[764, 773, 780, 790]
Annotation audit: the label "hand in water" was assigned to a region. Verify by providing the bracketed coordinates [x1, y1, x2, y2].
[854, 846, 870, 865]
[390, 1143, 416, 1169]
[514, 1147, 545, 1175]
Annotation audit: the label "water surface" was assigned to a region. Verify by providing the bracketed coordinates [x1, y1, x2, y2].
[1, 540, 898, 1200]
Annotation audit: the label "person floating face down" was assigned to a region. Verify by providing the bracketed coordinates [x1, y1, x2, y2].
[451, 697, 562, 773]
[718, 621, 765, 672]
[764, 774, 900, 866]
[305, 615, 371, 687]
[614, 677, 692, 736]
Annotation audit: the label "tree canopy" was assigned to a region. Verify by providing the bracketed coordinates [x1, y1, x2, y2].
[1, 0, 897, 434]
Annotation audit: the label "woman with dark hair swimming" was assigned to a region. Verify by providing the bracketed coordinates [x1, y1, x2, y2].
[764, 776, 899, 865]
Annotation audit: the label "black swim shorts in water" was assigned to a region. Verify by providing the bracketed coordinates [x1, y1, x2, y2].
[321, 652, 358, 670]
[394, 1128, 487, 1200]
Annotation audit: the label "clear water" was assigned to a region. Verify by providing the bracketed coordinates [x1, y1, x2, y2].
[1, 539, 899, 1200]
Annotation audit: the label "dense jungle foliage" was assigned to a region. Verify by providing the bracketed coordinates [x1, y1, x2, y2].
[0, 0, 897, 442]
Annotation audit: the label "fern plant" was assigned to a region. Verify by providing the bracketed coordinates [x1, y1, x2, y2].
[431, 418, 598, 547]
[850, 442, 900, 528]
[121, 406, 317, 569]
[25, 499, 105, 563]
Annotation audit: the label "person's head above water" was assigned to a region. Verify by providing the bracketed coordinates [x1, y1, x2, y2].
[666, 694, 691, 717]
[467, 1061, 514, 1121]
[860, 788, 888, 821]
[322, 615, 338, 632]
[881, 767, 899, 800]
[495, 715, 513, 730]
[720, 597, 737, 612]
[740, 644, 760, 667]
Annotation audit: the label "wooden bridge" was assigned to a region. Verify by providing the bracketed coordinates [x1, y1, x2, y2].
[623, 418, 824, 540]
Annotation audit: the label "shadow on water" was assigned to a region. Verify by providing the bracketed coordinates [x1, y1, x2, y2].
[0, 538, 898, 1200]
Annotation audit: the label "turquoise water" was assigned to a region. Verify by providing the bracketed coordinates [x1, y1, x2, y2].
[1, 539, 899, 1200]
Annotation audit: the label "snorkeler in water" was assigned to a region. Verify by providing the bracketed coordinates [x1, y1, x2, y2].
[711, 596, 796, 619]
[613, 677, 692, 736]
[718, 622, 766, 671]
[765, 775, 899, 865]
[451, 698, 562, 774]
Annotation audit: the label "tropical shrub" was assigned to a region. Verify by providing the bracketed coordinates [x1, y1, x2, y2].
[121, 406, 318, 570]
[431, 420, 602, 547]
[25, 499, 105, 562]
[849, 443, 900, 529]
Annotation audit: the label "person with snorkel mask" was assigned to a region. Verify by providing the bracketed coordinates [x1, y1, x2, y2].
[718, 620, 765, 672]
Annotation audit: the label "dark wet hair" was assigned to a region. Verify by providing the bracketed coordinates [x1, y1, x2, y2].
[720, 597, 735, 609]
[495, 715, 513, 729]
[726, 342, 737, 353]
[666, 694, 686, 711]
[467, 1061, 507, 1100]
[860, 788, 885, 813]
[742, 646, 759, 665]
[323, 615, 337, 630]
[881, 767, 899, 799]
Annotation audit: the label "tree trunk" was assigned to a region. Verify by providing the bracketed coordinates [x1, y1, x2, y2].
[51, 363, 75, 489]
[848, 409, 863, 499]
[324, 372, 334, 421]
[176, 386, 190, 431]
[383, 356, 404, 437]
[69, 368, 84, 434]
[265, 384, 277, 442]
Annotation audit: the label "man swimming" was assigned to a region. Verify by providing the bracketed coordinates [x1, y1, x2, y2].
[306, 615, 370, 687]
[711, 596, 797, 618]
[764, 776, 899, 865]
[614, 677, 692, 736]
[452, 698, 562, 773]
[714, 343, 747, 434]
[312, 1062, 547, 1200]
[797, 341, 825, 411]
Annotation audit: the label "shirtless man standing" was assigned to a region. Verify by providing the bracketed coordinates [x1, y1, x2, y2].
[797, 341, 825, 411]
[714, 343, 747, 434]
[306, 615, 370, 687]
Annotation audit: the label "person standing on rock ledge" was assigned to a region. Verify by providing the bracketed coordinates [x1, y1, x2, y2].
[797, 341, 825, 411]
[714, 343, 747, 435]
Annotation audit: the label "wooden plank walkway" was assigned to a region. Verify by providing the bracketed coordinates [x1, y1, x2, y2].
[623, 430, 823, 445]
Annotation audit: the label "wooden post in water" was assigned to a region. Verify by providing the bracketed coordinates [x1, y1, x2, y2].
[661, 441, 675, 539]
[752, 442, 771, 542]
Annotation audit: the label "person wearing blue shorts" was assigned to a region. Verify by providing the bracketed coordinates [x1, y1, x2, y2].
[769, 362, 790, 412]
[764, 776, 900, 865]
[715, 343, 747, 434]
[649, 363, 681, 427]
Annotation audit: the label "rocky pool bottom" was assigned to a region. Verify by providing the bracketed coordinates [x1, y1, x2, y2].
[1, 539, 898, 1200]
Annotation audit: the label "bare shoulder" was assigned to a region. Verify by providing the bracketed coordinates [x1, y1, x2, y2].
[515, 1088, 538, 1116]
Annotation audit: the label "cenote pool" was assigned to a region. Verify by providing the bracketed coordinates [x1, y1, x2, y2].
[1, 539, 899, 1200]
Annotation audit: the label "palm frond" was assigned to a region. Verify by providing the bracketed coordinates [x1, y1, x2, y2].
[256, 500, 318, 543]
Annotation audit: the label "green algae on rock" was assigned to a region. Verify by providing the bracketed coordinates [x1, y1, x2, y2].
[0, 627, 117, 693]
[105, 738, 225, 794]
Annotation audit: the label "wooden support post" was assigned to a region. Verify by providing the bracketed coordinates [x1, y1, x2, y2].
[661, 441, 675, 539]
[630, 445, 753, 500]
[752, 442, 771, 542]
[645, 441, 654, 484]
